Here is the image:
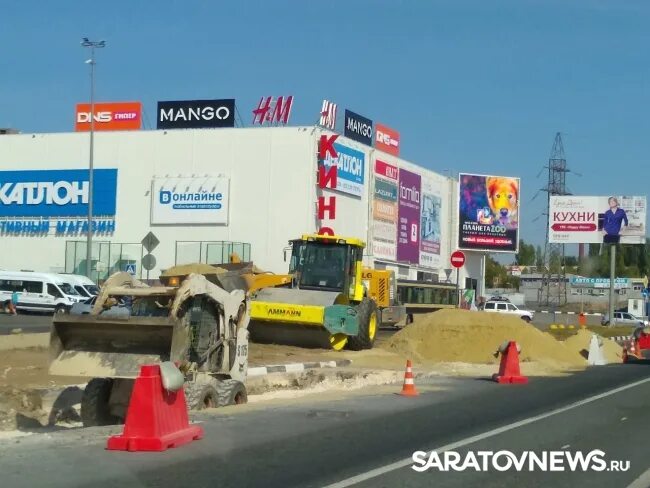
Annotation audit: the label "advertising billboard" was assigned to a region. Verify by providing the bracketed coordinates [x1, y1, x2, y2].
[75, 102, 142, 131]
[375, 123, 400, 156]
[397, 168, 421, 263]
[549, 195, 646, 244]
[151, 176, 229, 225]
[344, 110, 373, 146]
[420, 175, 442, 268]
[156, 99, 235, 129]
[458, 173, 520, 252]
[0, 169, 117, 217]
[321, 143, 365, 197]
[371, 159, 398, 261]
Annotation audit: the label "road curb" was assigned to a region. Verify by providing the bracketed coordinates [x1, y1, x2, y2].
[536, 311, 603, 316]
[248, 359, 353, 377]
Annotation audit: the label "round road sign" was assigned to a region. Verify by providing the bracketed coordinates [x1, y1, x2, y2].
[450, 250, 466, 268]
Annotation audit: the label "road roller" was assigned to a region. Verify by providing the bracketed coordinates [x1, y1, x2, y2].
[249, 234, 383, 351]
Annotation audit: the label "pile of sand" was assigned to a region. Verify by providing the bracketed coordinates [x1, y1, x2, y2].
[563, 329, 622, 364]
[382, 309, 585, 370]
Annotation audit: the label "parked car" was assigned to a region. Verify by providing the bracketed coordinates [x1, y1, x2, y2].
[601, 312, 647, 327]
[483, 300, 534, 322]
[69, 296, 96, 315]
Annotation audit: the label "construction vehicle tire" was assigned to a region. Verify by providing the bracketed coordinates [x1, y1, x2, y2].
[185, 382, 218, 410]
[217, 379, 247, 407]
[81, 378, 120, 427]
[347, 298, 378, 351]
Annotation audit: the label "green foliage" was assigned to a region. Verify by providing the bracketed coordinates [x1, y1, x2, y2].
[515, 240, 536, 266]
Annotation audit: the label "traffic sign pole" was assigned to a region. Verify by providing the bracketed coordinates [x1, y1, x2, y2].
[456, 268, 460, 309]
[450, 250, 466, 309]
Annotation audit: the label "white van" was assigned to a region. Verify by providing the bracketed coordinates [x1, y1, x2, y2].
[58, 274, 99, 298]
[0, 271, 84, 314]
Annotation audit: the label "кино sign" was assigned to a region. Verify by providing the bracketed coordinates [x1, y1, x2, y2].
[344, 110, 373, 146]
[156, 99, 235, 129]
[75, 102, 141, 131]
[151, 176, 229, 225]
[0, 169, 118, 217]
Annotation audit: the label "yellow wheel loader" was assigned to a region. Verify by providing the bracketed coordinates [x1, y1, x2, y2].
[249, 234, 404, 350]
[49, 271, 250, 427]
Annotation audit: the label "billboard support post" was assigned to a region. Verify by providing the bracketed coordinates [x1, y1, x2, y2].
[609, 245, 616, 326]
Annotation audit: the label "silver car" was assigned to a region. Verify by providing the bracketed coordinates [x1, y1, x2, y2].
[601, 312, 646, 327]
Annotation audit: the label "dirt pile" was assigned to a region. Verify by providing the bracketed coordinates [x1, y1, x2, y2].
[563, 329, 623, 364]
[382, 309, 584, 370]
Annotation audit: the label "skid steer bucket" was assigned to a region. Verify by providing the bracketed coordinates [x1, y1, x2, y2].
[49, 314, 180, 378]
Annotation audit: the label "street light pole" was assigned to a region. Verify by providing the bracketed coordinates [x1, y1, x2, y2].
[81, 38, 106, 279]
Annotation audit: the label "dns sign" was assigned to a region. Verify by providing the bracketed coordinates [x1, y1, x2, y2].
[316, 134, 339, 236]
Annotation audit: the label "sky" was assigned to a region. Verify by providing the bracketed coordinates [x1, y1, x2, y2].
[1, 0, 649, 252]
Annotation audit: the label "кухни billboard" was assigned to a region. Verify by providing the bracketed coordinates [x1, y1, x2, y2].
[549, 195, 646, 244]
[458, 173, 520, 252]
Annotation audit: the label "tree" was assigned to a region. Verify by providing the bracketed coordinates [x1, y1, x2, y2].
[515, 240, 535, 266]
[535, 245, 544, 268]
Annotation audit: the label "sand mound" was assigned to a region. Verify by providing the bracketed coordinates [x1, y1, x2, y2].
[563, 329, 622, 364]
[382, 309, 584, 369]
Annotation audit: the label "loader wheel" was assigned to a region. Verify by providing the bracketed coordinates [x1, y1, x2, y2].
[185, 383, 218, 410]
[347, 298, 378, 351]
[81, 378, 120, 427]
[217, 379, 247, 407]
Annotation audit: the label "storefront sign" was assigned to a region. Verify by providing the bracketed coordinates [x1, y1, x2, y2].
[252, 96, 294, 125]
[397, 169, 421, 264]
[375, 123, 400, 156]
[75, 102, 141, 131]
[316, 135, 341, 235]
[375, 160, 398, 180]
[420, 175, 442, 267]
[319, 99, 337, 130]
[151, 176, 229, 225]
[374, 178, 398, 202]
[322, 143, 365, 197]
[157, 99, 235, 129]
[344, 110, 373, 146]
[0, 169, 117, 217]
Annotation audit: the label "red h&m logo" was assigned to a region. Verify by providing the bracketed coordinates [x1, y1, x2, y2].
[252, 96, 294, 125]
[319, 99, 337, 130]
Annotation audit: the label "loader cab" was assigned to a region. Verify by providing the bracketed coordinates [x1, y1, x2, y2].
[288, 235, 364, 300]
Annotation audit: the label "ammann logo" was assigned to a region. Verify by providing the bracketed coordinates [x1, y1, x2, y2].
[268, 308, 301, 317]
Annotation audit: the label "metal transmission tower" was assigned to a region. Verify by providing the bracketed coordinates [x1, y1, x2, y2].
[540, 133, 570, 307]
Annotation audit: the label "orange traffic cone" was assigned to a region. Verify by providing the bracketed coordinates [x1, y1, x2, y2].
[399, 360, 419, 396]
[492, 341, 528, 384]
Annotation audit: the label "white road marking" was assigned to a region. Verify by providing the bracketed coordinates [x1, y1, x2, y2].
[627, 466, 650, 488]
[560, 444, 570, 449]
[322, 375, 650, 488]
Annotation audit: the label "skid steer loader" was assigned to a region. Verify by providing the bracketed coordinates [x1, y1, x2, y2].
[249, 234, 402, 350]
[49, 271, 250, 427]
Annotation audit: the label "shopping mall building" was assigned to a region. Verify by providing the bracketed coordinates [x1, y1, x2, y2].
[0, 125, 480, 286]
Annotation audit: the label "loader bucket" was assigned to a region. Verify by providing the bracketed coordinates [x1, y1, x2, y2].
[49, 314, 178, 378]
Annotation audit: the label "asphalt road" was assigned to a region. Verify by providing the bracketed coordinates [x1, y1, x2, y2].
[2, 364, 650, 487]
[0, 313, 51, 334]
